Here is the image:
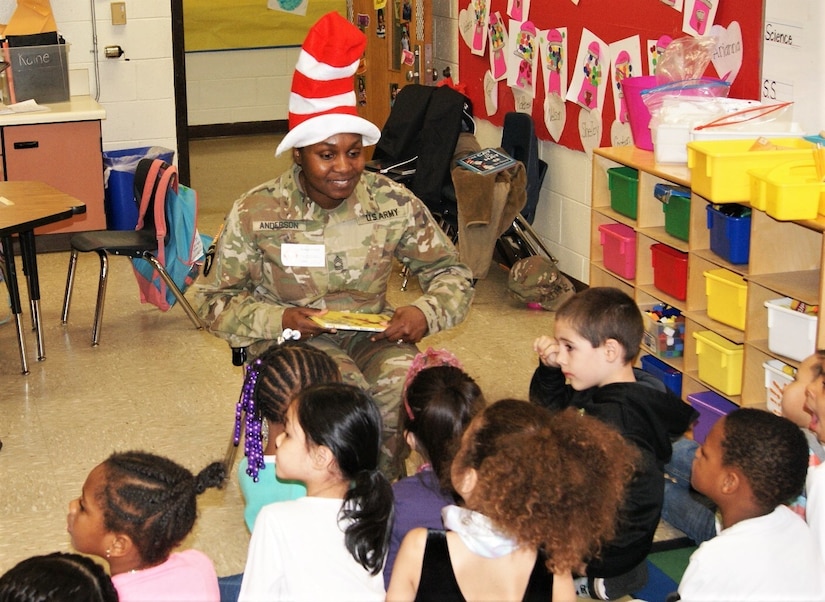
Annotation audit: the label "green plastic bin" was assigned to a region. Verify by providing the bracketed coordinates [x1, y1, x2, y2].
[608, 166, 639, 219]
[663, 192, 690, 241]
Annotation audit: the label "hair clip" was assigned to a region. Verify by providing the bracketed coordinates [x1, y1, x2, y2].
[277, 328, 301, 345]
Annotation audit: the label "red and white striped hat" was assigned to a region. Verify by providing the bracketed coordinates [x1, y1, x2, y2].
[275, 12, 381, 156]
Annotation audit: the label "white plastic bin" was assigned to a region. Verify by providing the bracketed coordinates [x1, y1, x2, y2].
[763, 359, 795, 415]
[764, 297, 818, 361]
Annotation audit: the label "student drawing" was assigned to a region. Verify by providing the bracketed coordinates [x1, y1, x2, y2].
[506, 20, 537, 97]
[577, 40, 601, 109]
[487, 11, 508, 80]
[543, 28, 566, 98]
[608, 37, 641, 127]
[507, 0, 531, 22]
[471, 0, 490, 55]
[683, 0, 718, 37]
[540, 26, 567, 143]
[566, 29, 608, 113]
[648, 34, 672, 75]
[613, 50, 632, 123]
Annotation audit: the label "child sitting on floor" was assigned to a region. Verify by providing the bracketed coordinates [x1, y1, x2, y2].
[383, 348, 486, 587]
[233, 341, 341, 531]
[0, 552, 118, 602]
[386, 399, 638, 601]
[238, 383, 394, 601]
[67, 451, 226, 602]
[530, 286, 697, 600]
[677, 408, 825, 601]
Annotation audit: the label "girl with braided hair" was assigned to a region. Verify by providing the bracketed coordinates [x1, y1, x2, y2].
[67, 451, 226, 602]
[238, 383, 393, 601]
[0, 552, 118, 602]
[232, 341, 341, 532]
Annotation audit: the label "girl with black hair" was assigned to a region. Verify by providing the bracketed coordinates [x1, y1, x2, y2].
[67, 451, 226, 602]
[232, 341, 341, 532]
[238, 383, 393, 601]
[0, 552, 118, 602]
[383, 348, 485, 587]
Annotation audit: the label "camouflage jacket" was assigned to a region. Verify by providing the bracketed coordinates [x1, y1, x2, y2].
[194, 165, 474, 349]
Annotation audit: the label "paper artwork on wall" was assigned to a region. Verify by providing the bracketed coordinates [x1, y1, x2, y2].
[507, 0, 531, 23]
[267, 0, 308, 15]
[566, 28, 608, 112]
[609, 36, 642, 125]
[543, 93, 566, 142]
[648, 35, 672, 75]
[660, 0, 684, 9]
[578, 107, 602, 157]
[682, 0, 718, 38]
[488, 11, 509, 80]
[506, 20, 538, 98]
[610, 119, 633, 147]
[484, 70, 499, 115]
[512, 86, 534, 114]
[539, 27, 568, 99]
[538, 26, 567, 142]
[710, 21, 743, 83]
[458, 0, 491, 56]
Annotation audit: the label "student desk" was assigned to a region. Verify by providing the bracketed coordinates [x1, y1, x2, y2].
[0, 181, 86, 374]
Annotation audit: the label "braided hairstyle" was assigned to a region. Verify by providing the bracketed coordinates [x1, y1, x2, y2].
[233, 342, 342, 481]
[98, 451, 226, 566]
[294, 383, 394, 575]
[0, 552, 118, 602]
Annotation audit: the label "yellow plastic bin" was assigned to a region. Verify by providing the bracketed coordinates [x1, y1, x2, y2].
[687, 138, 815, 202]
[704, 268, 747, 330]
[748, 160, 825, 220]
[693, 330, 744, 396]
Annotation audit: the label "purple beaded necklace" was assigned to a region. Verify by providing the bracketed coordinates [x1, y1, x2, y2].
[233, 357, 266, 482]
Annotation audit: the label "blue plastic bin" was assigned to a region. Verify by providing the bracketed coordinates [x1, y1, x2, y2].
[640, 354, 682, 396]
[104, 146, 175, 230]
[706, 204, 751, 265]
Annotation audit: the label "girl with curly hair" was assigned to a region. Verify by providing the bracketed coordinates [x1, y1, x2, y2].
[67, 451, 226, 602]
[386, 399, 637, 601]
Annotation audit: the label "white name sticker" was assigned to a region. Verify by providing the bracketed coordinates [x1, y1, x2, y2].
[281, 243, 326, 267]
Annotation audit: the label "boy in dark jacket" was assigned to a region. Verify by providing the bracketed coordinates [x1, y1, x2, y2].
[529, 287, 697, 600]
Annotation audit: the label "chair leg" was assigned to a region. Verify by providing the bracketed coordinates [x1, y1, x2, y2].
[143, 254, 204, 330]
[61, 249, 79, 325]
[91, 250, 110, 347]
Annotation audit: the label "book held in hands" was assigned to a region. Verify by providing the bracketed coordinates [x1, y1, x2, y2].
[456, 148, 517, 174]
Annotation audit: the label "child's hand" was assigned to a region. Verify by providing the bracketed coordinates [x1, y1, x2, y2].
[533, 336, 560, 368]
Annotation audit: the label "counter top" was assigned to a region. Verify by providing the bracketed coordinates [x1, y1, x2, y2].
[0, 95, 105, 126]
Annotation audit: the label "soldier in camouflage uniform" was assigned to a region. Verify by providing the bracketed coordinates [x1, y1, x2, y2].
[196, 143, 473, 479]
[194, 15, 473, 480]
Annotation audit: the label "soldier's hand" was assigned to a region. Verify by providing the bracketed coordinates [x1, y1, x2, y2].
[373, 305, 427, 344]
[282, 307, 332, 337]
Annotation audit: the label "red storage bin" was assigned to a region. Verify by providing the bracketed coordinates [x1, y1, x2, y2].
[599, 223, 636, 279]
[651, 243, 688, 300]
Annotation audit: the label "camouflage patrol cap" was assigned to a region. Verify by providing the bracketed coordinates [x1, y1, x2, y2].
[507, 255, 576, 311]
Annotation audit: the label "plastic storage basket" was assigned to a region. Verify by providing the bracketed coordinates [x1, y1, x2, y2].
[704, 268, 747, 330]
[764, 297, 818, 362]
[693, 330, 744, 396]
[608, 166, 639, 219]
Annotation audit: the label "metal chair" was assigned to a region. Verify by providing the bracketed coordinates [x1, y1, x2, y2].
[61, 159, 203, 346]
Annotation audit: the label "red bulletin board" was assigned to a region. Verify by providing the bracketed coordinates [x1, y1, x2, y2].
[457, 0, 762, 151]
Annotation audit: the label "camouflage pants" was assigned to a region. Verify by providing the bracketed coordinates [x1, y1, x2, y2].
[307, 331, 417, 481]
